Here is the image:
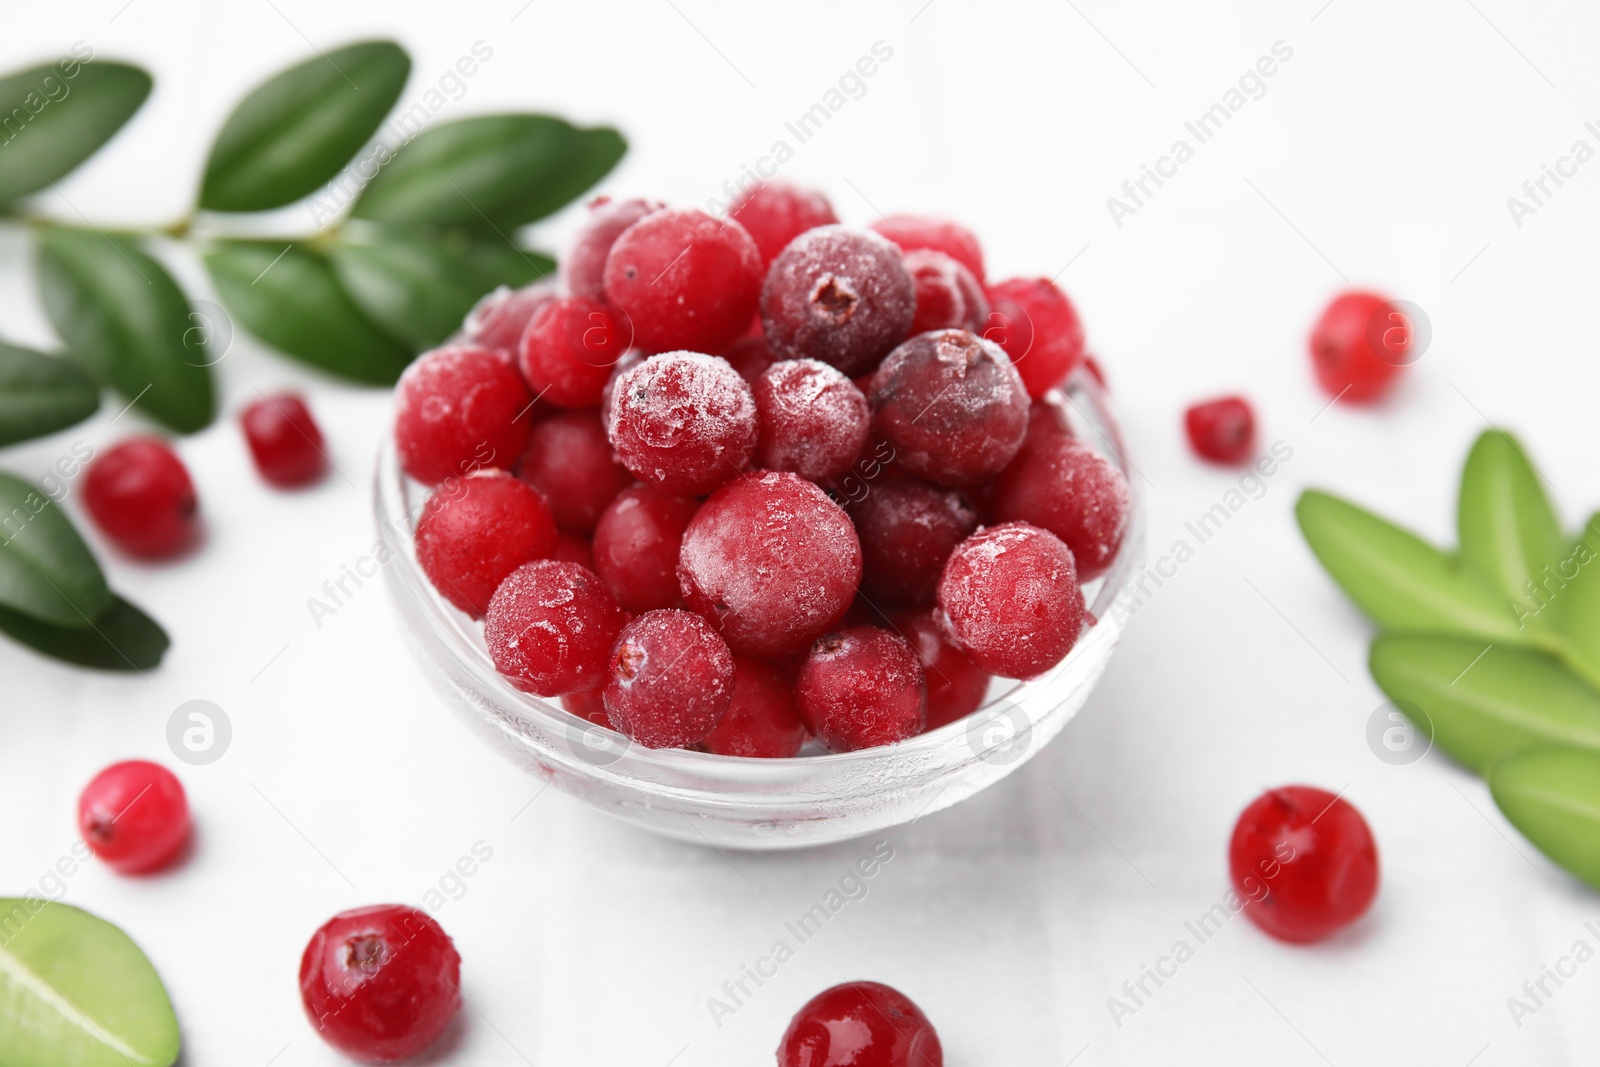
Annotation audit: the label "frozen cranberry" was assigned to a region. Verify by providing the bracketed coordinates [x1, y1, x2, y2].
[752, 359, 870, 483]
[991, 435, 1130, 581]
[561, 684, 611, 726]
[983, 277, 1085, 400]
[1082, 355, 1108, 390]
[593, 486, 698, 612]
[903, 249, 987, 335]
[517, 295, 632, 409]
[678, 471, 862, 657]
[485, 560, 626, 695]
[796, 626, 925, 752]
[239, 393, 327, 488]
[599, 348, 645, 427]
[394, 345, 530, 485]
[848, 480, 977, 606]
[780, 980, 943, 1067]
[761, 226, 916, 375]
[603, 208, 762, 353]
[937, 522, 1083, 679]
[463, 282, 558, 356]
[299, 905, 460, 1063]
[566, 197, 665, 302]
[415, 470, 558, 617]
[729, 181, 839, 266]
[606, 351, 757, 495]
[551, 533, 595, 570]
[1022, 396, 1074, 450]
[701, 655, 807, 757]
[893, 608, 989, 730]
[720, 333, 776, 384]
[1230, 785, 1380, 944]
[78, 760, 189, 874]
[84, 438, 199, 558]
[1185, 396, 1256, 464]
[1309, 291, 1410, 402]
[870, 214, 985, 284]
[603, 609, 735, 748]
[869, 329, 1029, 487]
[518, 410, 632, 533]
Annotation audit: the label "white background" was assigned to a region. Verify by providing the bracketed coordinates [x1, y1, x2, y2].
[3, 1, 1599, 1063]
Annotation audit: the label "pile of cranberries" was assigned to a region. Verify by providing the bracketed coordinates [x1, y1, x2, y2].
[396, 183, 1132, 756]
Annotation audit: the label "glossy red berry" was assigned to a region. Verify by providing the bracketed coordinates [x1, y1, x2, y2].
[603, 207, 763, 353]
[720, 333, 775, 384]
[299, 904, 461, 1063]
[1185, 396, 1256, 465]
[561, 684, 610, 726]
[1309, 291, 1410, 402]
[84, 438, 200, 558]
[518, 410, 632, 534]
[551, 531, 595, 571]
[903, 249, 987, 335]
[606, 351, 758, 495]
[849, 479, 977, 606]
[752, 358, 870, 483]
[991, 435, 1130, 582]
[78, 760, 190, 874]
[414, 470, 558, 617]
[701, 655, 808, 757]
[779, 980, 943, 1067]
[937, 522, 1083, 679]
[729, 181, 839, 266]
[240, 393, 327, 488]
[893, 609, 990, 730]
[592, 486, 699, 613]
[394, 345, 530, 485]
[761, 226, 916, 375]
[795, 626, 925, 752]
[1229, 785, 1380, 944]
[517, 295, 632, 409]
[566, 198, 665, 302]
[603, 609, 735, 748]
[870, 213, 986, 283]
[485, 560, 626, 696]
[983, 277, 1085, 399]
[462, 282, 558, 357]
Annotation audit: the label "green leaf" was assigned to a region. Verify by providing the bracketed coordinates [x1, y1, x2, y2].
[0, 593, 168, 670]
[0, 60, 151, 205]
[0, 898, 180, 1066]
[1458, 430, 1566, 630]
[352, 114, 625, 230]
[0, 472, 110, 628]
[1369, 634, 1600, 773]
[330, 226, 553, 350]
[1490, 747, 1600, 890]
[204, 239, 412, 385]
[34, 227, 215, 433]
[200, 40, 410, 212]
[1561, 514, 1600, 687]
[0, 341, 99, 446]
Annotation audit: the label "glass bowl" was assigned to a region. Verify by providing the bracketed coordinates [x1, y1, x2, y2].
[376, 367, 1142, 850]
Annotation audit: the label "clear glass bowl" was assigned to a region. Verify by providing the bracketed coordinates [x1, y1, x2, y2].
[376, 368, 1142, 850]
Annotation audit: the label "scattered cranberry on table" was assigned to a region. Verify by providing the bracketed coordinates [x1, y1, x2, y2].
[239, 392, 327, 488]
[84, 438, 200, 558]
[779, 980, 943, 1067]
[78, 760, 190, 874]
[1184, 395, 1256, 465]
[1308, 290, 1411, 403]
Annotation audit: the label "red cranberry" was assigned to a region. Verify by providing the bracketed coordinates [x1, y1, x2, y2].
[903, 250, 987, 335]
[869, 329, 1030, 487]
[701, 655, 808, 757]
[518, 410, 632, 533]
[84, 438, 200, 558]
[603, 609, 735, 748]
[414, 470, 558, 617]
[795, 626, 925, 752]
[78, 760, 190, 874]
[592, 486, 698, 612]
[1309, 291, 1409, 402]
[983, 277, 1085, 400]
[870, 213, 986, 283]
[599, 348, 645, 428]
[937, 522, 1083, 679]
[606, 351, 757, 495]
[761, 226, 916, 376]
[752, 359, 870, 483]
[1230, 785, 1380, 943]
[678, 471, 862, 657]
[729, 181, 839, 266]
[394, 345, 530, 485]
[240, 393, 327, 488]
[849, 480, 977, 606]
[551, 531, 595, 570]
[603, 207, 763, 353]
[517, 295, 632, 409]
[1083, 354, 1108, 390]
[991, 435, 1130, 581]
[566, 197, 665, 302]
[720, 333, 776, 384]
[561, 684, 611, 726]
[462, 282, 558, 356]
[1185, 396, 1256, 464]
[485, 560, 626, 695]
[1022, 395, 1074, 449]
[893, 608, 989, 730]
[780, 981, 943, 1067]
[299, 904, 461, 1063]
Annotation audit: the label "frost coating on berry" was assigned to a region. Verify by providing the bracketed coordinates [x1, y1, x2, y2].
[752, 358, 870, 483]
[606, 351, 758, 495]
[991, 435, 1130, 581]
[485, 560, 626, 696]
[602, 207, 763, 353]
[936, 522, 1083, 679]
[394, 344, 530, 486]
[729, 181, 838, 266]
[761, 225, 915, 375]
[795, 626, 926, 753]
[903, 249, 987, 335]
[566, 198, 665, 301]
[602, 609, 735, 748]
[415, 470, 558, 617]
[463, 282, 558, 356]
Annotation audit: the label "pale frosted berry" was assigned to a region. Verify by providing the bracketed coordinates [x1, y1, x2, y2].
[485, 560, 626, 696]
[795, 626, 925, 752]
[518, 410, 632, 533]
[904, 249, 987, 335]
[463, 282, 558, 356]
[394, 345, 530, 485]
[937, 522, 1083, 679]
[603, 208, 763, 353]
[603, 609, 735, 748]
[729, 181, 838, 266]
[606, 351, 757, 495]
[566, 197, 665, 301]
[752, 359, 870, 483]
[761, 226, 915, 375]
[415, 470, 558, 617]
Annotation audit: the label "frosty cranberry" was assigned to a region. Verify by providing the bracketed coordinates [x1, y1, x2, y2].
[603, 609, 735, 748]
[849, 480, 977, 605]
[702, 655, 808, 757]
[299, 904, 460, 1063]
[78, 760, 189, 874]
[463, 282, 558, 356]
[893, 608, 989, 730]
[518, 409, 632, 533]
[869, 329, 1029, 487]
[517, 295, 632, 409]
[991, 435, 1130, 581]
[937, 522, 1083, 679]
[606, 351, 758, 495]
[752, 359, 870, 483]
[394, 344, 530, 485]
[780, 980, 943, 1067]
[720, 333, 776, 384]
[1185, 396, 1256, 464]
[729, 181, 839, 266]
[84, 438, 199, 558]
[678, 471, 862, 657]
[1230, 785, 1380, 943]
[592, 486, 698, 612]
[761, 226, 916, 375]
[240, 393, 327, 488]
[603, 207, 762, 353]
[599, 348, 645, 427]
[870, 213, 986, 284]
[795, 626, 925, 752]
[903, 250, 987, 335]
[485, 560, 626, 695]
[551, 531, 595, 570]
[415, 470, 558, 617]
[983, 277, 1085, 399]
[566, 197, 665, 301]
[1309, 291, 1409, 402]
[1022, 395, 1074, 449]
